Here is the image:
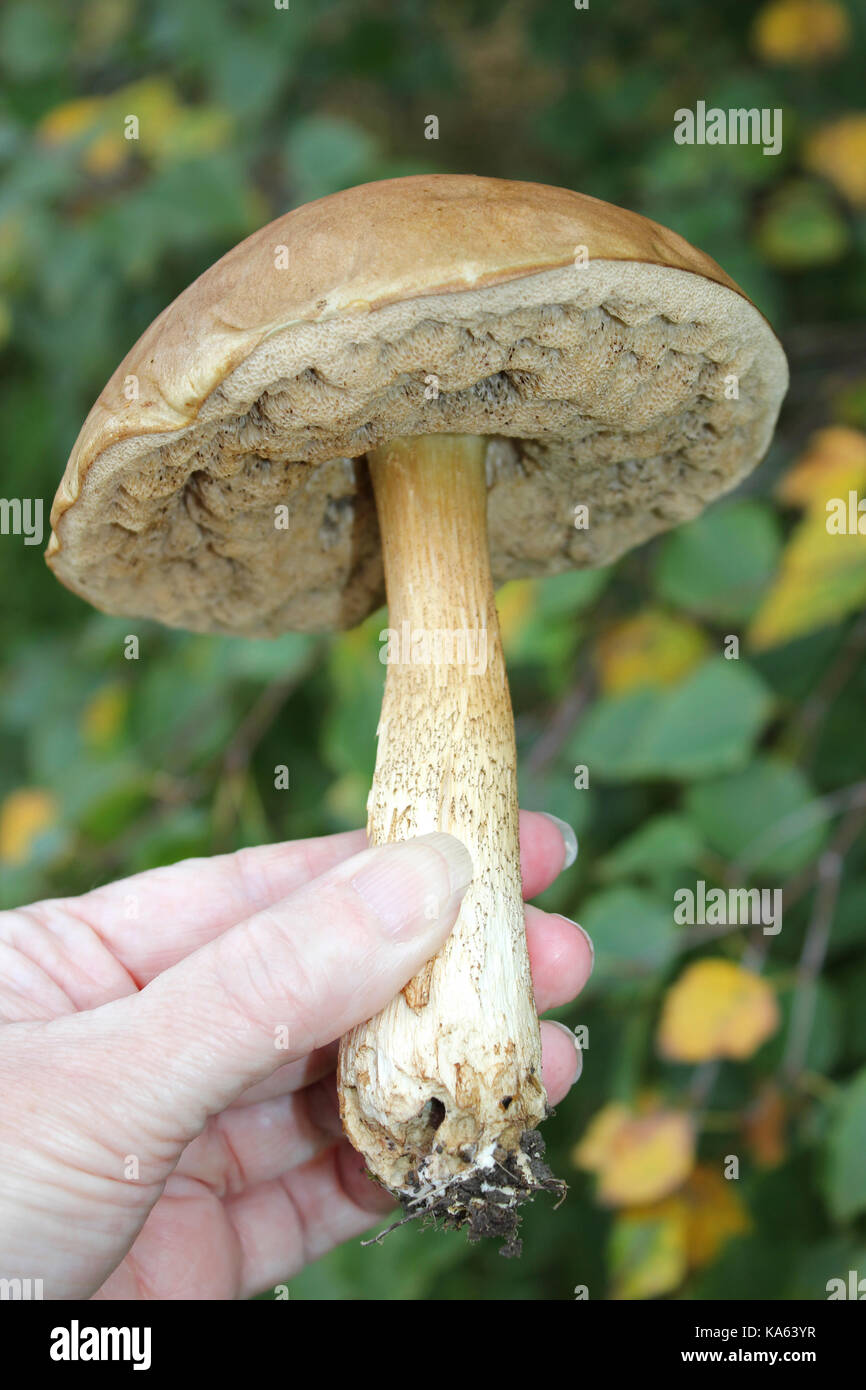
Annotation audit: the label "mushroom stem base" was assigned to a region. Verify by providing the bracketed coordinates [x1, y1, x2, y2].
[391, 1129, 565, 1259]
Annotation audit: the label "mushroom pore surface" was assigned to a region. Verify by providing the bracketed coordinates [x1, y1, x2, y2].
[48, 260, 787, 637]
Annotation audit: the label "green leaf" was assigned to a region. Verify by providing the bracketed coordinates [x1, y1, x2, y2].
[833, 377, 866, 432]
[74, 770, 153, 843]
[134, 661, 237, 766]
[758, 979, 842, 1075]
[127, 807, 213, 874]
[0, 0, 69, 77]
[285, 1204, 467, 1300]
[755, 180, 849, 270]
[840, 958, 866, 1065]
[572, 658, 773, 781]
[824, 1068, 866, 1222]
[211, 632, 315, 682]
[321, 624, 384, 781]
[684, 758, 828, 877]
[651, 662, 773, 775]
[285, 116, 381, 202]
[827, 880, 866, 961]
[791, 1238, 866, 1299]
[599, 814, 705, 883]
[212, 34, 294, 120]
[519, 764, 593, 841]
[654, 501, 782, 622]
[578, 886, 678, 986]
[504, 568, 610, 675]
[534, 567, 611, 621]
[609, 1212, 685, 1300]
[569, 687, 656, 779]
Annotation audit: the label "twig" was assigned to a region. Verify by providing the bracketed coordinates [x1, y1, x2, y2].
[784, 614, 866, 765]
[782, 802, 866, 1082]
[723, 781, 866, 885]
[524, 672, 594, 777]
[781, 850, 843, 1083]
[223, 671, 308, 776]
[678, 781, 866, 951]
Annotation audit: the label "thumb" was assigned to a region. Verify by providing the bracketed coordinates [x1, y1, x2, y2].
[116, 832, 473, 1137]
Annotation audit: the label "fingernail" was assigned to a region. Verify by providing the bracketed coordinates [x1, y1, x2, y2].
[549, 1020, 583, 1085]
[541, 813, 578, 870]
[350, 833, 473, 940]
[559, 913, 594, 975]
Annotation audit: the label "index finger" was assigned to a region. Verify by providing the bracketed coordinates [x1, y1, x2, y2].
[45, 810, 572, 986]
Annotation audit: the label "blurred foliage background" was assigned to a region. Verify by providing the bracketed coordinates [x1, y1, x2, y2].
[1, 0, 866, 1300]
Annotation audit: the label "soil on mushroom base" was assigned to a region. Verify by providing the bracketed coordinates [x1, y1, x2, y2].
[399, 1129, 566, 1258]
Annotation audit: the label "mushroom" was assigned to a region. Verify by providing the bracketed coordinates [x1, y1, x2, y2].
[46, 174, 788, 1248]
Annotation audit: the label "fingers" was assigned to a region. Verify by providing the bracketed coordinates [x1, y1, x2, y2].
[226, 1142, 399, 1298]
[51, 811, 576, 988]
[174, 1078, 344, 1192]
[67, 828, 369, 986]
[227, 1029, 582, 1301]
[541, 1020, 583, 1105]
[224, 909, 593, 1111]
[183, 983, 589, 1198]
[525, 907, 593, 1012]
[230, 1042, 339, 1108]
[119, 834, 474, 1141]
[518, 812, 577, 898]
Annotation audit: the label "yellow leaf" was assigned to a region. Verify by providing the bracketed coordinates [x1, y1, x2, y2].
[776, 426, 866, 510]
[497, 578, 536, 653]
[38, 96, 105, 144]
[610, 1209, 687, 1300]
[114, 77, 179, 152]
[616, 1165, 750, 1297]
[573, 1102, 696, 1205]
[752, 0, 850, 64]
[0, 789, 59, 865]
[658, 959, 779, 1063]
[748, 428, 866, 649]
[157, 106, 233, 166]
[83, 129, 127, 176]
[81, 683, 127, 749]
[118, 78, 231, 166]
[594, 610, 708, 694]
[749, 521, 866, 649]
[679, 1166, 751, 1266]
[36, 78, 230, 175]
[38, 93, 129, 175]
[805, 115, 866, 208]
[573, 1102, 632, 1168]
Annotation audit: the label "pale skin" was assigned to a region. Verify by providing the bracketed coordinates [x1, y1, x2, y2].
[0, 811, 591, 1300]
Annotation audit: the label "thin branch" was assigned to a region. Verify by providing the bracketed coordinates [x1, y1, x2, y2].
[223, 672, 307, 776]
[524, 672, 594, 777]
[781, 850, 843, 1083]
[782, 802, 866, 1082]
[723, 781, 866, 885]
[678, 782, 866, 951]
[784, 614, 866, 766]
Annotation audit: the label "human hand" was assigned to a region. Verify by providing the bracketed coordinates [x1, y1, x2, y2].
[0, 812, 591, 1299]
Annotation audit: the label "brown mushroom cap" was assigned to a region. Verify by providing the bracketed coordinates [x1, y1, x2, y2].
[47, 174, 788, 637]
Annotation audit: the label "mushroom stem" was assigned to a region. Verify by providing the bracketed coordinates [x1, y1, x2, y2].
[337, 433, 560, 1249]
